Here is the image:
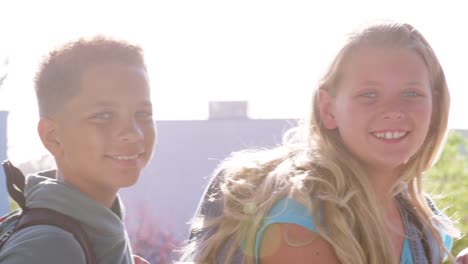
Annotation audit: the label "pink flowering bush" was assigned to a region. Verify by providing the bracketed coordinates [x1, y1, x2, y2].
[125, 203, 183, 264]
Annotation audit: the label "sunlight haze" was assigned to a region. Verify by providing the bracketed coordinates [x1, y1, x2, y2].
[1, 0, 467, 164]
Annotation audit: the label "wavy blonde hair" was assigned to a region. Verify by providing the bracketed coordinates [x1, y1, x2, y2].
[183, 21, 458, 264]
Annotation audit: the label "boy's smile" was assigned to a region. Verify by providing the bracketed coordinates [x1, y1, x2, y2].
[106, 152, 146, 168]
[50, 63, 156, 206]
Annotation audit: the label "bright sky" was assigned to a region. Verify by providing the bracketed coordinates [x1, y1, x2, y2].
[0, 0, 467, 164]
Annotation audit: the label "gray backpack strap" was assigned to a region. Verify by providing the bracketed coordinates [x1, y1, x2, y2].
[189, 171, 224, 241]
[423, 194, 449, 263]
[188, 170, 245, 263]
[16, 208, 97, 264]
[1, 160, 97, 264]
[399, 194, 446, 264]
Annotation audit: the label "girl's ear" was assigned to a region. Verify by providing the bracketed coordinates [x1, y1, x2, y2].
[37, 118, 63, 158]
[318, 89, 338, 130]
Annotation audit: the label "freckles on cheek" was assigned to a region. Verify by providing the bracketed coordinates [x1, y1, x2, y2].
[412, 103, 432, 123]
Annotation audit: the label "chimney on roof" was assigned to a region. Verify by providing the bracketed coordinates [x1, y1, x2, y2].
[209, 101, 248, 120]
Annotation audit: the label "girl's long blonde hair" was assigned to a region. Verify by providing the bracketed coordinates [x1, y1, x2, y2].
[183, 21, 459, 264]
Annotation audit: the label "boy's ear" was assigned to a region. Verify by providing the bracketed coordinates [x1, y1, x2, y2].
[37, 118, 63, 158]
[318, 89, 338, 130]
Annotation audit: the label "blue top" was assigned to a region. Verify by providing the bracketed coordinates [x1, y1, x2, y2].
[254, 198, 453, 264]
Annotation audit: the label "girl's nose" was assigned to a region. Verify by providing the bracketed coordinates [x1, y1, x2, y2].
[381, 111, 404, 120]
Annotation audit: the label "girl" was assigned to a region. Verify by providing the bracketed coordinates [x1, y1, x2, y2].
[183, 21, 462, 264]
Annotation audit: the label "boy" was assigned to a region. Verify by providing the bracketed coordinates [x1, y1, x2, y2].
[0, 37, 155, 263]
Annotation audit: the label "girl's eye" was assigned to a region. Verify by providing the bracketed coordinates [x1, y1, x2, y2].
[360, 91, 377, 98]
[402, 90, 420, 97]
[93, 112, 113, 120]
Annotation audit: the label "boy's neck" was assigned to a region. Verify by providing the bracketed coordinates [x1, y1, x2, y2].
[56, 170, 118, 208]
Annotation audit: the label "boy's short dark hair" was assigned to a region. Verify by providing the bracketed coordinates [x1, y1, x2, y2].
[34, 36, 146, 118]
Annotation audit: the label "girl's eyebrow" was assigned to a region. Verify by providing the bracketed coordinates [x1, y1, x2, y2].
[405, 81, 424, 86]
[358, 81, 425, 86]
[359, 80, 380, 86]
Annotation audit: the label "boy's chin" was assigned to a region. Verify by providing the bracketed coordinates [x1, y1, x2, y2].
[112, 171, 141, 188]
[120, 178, 140, 188]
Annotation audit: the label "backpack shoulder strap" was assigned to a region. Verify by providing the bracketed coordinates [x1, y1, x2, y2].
[1, 160, 96, 264]
[398, 194, 441, 264]
[2, 160, 26, 210]
[189, 169, 224, 241]
[16, 208, 97, 264]
[423, 194, 440, 215]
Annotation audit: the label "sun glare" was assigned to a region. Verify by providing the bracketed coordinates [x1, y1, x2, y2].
[1, 0, 467, 163]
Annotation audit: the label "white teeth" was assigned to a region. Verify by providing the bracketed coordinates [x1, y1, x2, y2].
[375, 132, 385, 138]
[114, 154, 139, 160]
[373, 131, 407, 139]
[395, 131, 406, 138]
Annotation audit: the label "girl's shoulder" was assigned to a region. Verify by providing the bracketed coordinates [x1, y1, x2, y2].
[263, 197, 318, 232]
[255, 197, 318, 260]
[255, 197, 341, 264]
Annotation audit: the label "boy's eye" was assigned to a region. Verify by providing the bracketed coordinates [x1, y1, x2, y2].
[136, 111, 153, 120]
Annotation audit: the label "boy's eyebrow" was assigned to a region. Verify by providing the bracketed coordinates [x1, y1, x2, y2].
[90, 101, 118, 107]
[139, 101, 153, 107]
[89, 100, 153, 108]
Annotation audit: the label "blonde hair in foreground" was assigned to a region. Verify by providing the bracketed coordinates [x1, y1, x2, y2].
[183, 21, 459, 264]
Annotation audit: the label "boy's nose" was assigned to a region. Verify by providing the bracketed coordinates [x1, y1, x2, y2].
[118, 123, 144, 143]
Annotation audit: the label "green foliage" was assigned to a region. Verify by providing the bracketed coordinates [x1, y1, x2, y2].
[9, 198, 19, 211]
[424, 131, 468, 258]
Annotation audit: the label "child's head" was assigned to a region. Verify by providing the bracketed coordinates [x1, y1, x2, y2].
[183, 21, 454, 264]
[311, 21, 449, 178]
[36, 37, 156, 203]
[35, 37, 147, 118]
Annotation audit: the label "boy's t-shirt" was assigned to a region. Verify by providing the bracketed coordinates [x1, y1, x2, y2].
[0, 173, 134, 264]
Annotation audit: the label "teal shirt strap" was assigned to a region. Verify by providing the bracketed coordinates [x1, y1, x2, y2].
[254, 198, 317, 264]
